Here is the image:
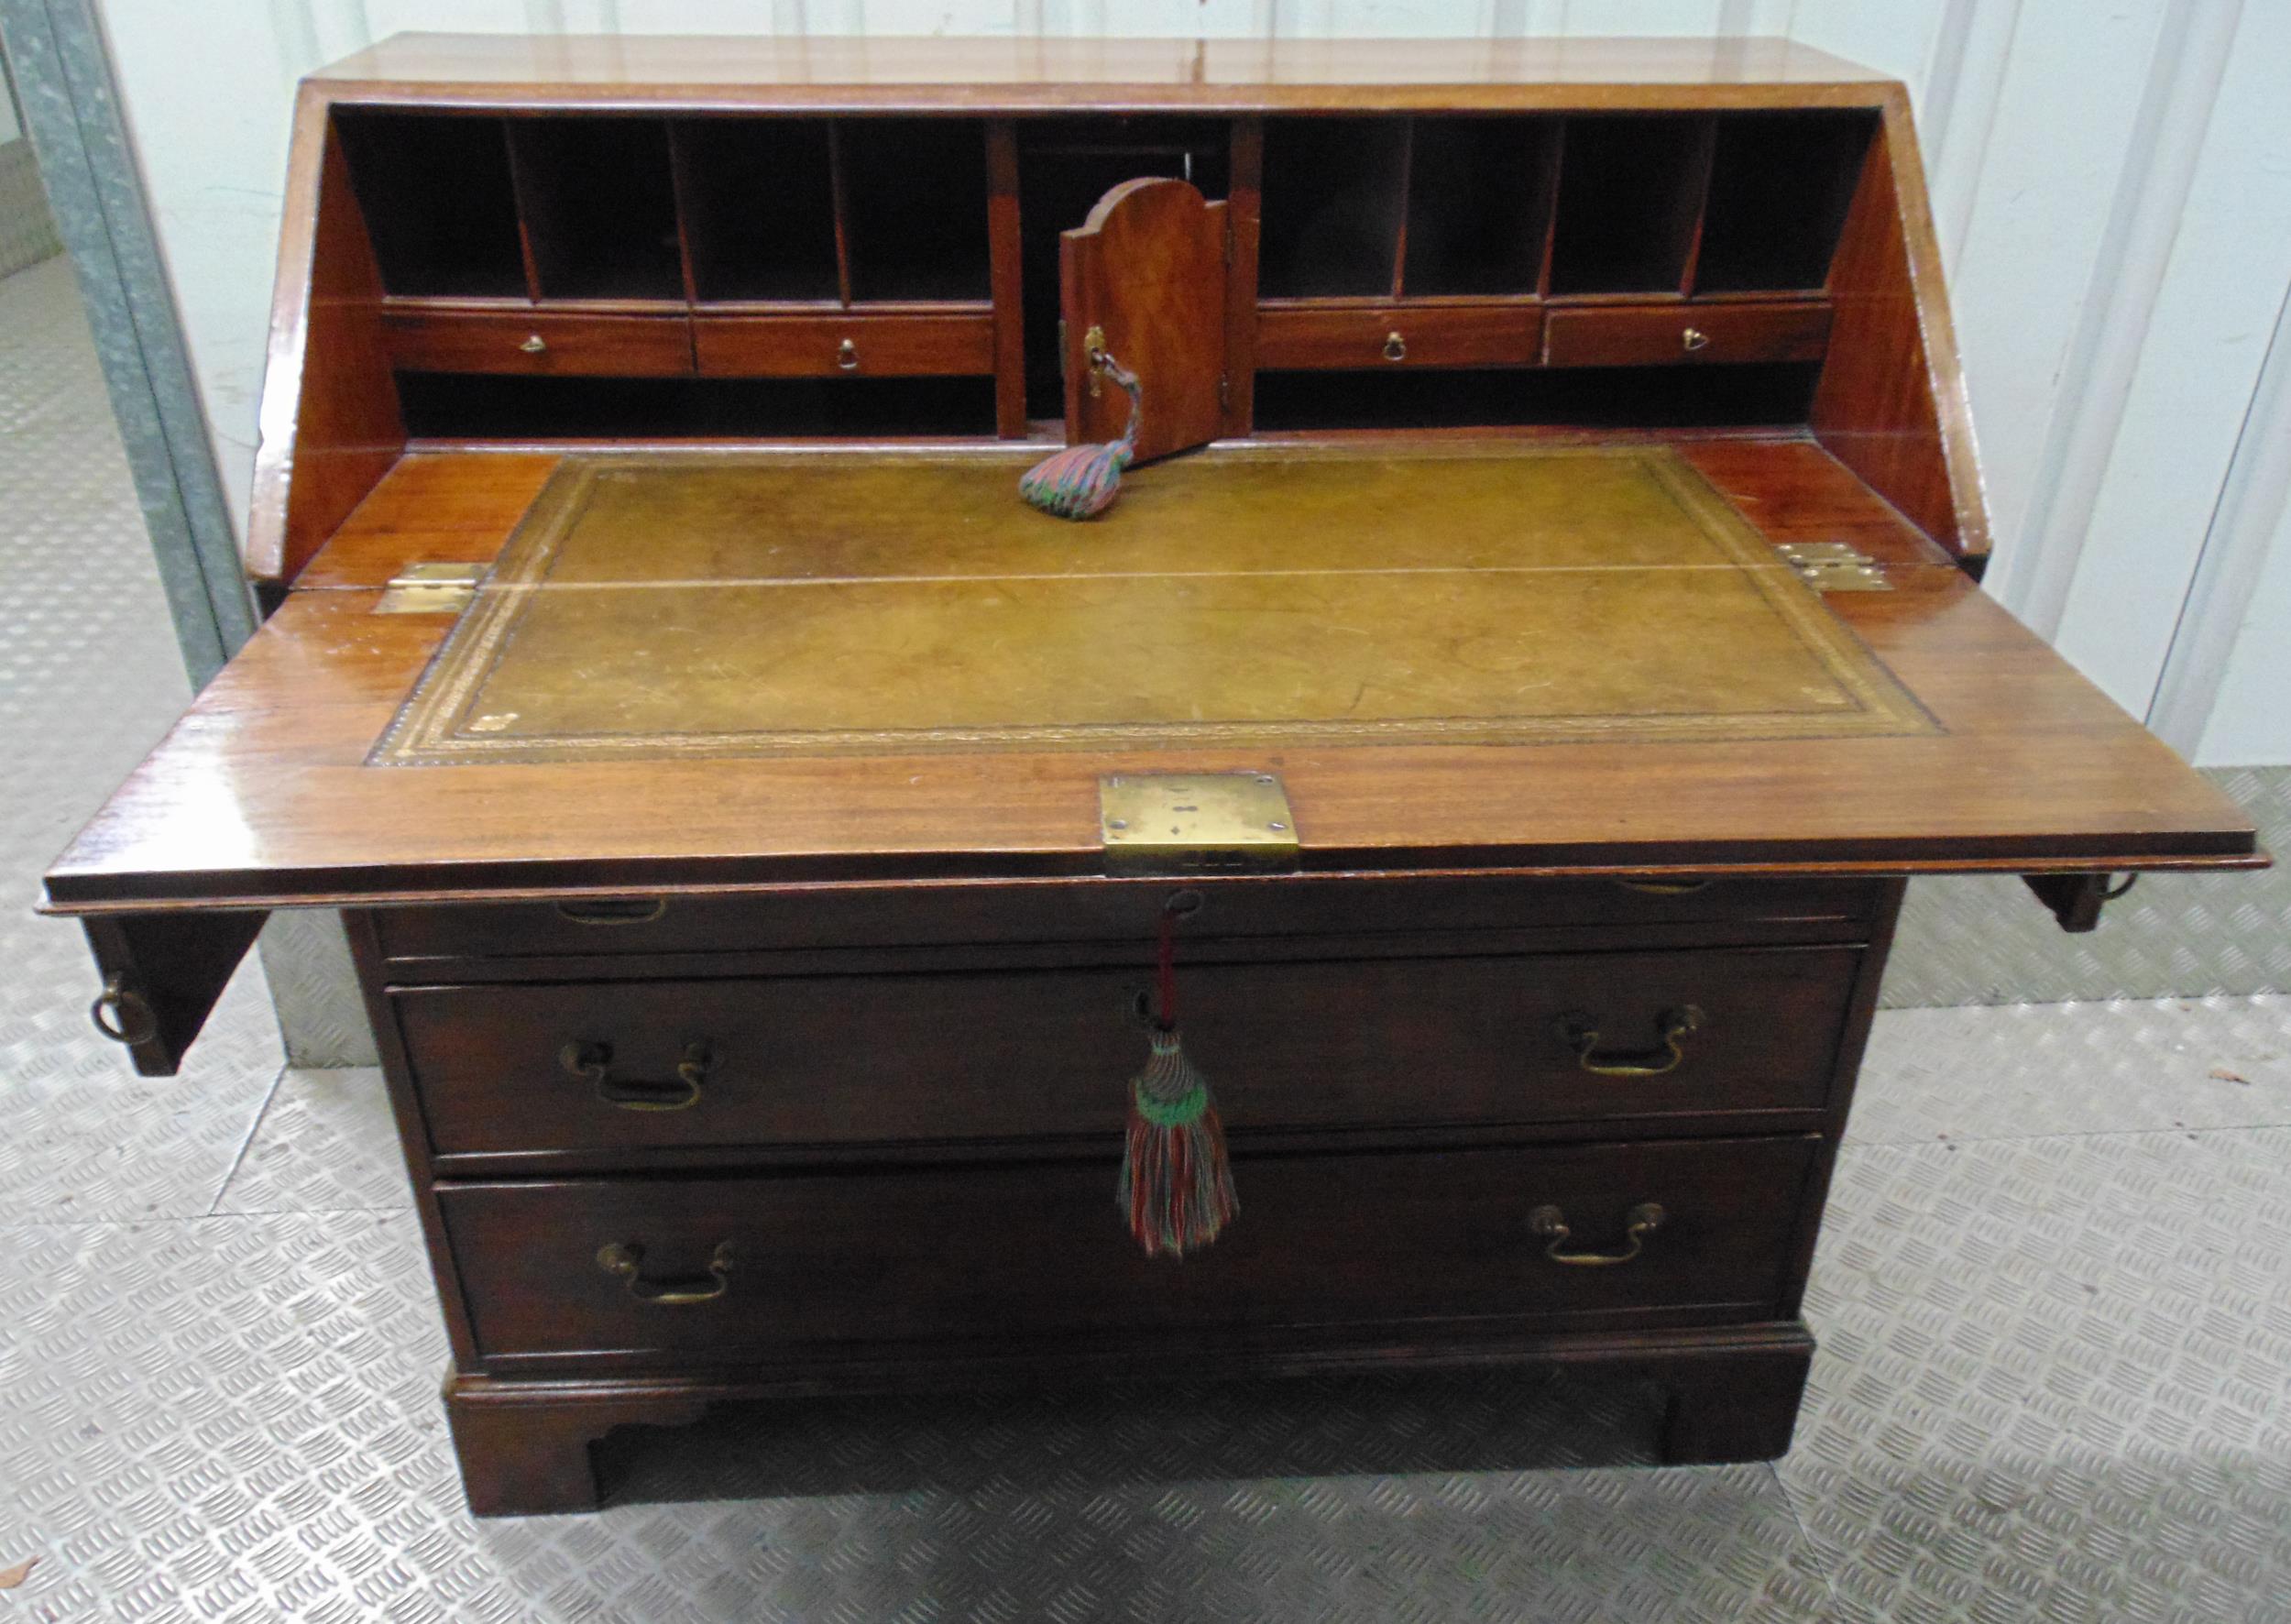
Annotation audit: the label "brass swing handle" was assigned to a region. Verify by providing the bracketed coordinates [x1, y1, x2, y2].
[597, 1241, 733, 1305]
[559, 1039, 712, 1111]
[1529, 1202, 1665, 1267]
[90, 971, 159, 1047]
[1551, 1004, 1705, 1077]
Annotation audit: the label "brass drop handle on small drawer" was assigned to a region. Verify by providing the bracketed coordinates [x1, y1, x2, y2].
[559, 1039, 711, 1111]
[597, 1242, 733, 1305]
[1529, 1202, 1665, 1267]
[519, 334, 548, 354]
[837, 337, 860, 370]
[1551, 1005, 1705, 1077]
[1382, 330, 1408, 362]
[1681, 326, 1709, 353]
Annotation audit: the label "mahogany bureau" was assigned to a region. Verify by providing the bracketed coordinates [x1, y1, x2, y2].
[43, 34, 2262, 1516]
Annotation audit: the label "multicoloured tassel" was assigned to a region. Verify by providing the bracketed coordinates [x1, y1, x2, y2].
[1020, 350, 1142, 521]
[1117, 902, 1237, 1257]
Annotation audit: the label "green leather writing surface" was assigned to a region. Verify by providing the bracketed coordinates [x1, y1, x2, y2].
[375, 444, 1934, 763]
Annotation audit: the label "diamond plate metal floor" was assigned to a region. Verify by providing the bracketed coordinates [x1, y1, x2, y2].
[3, 1004, 2286, 1620]
[0, 256, 280, 1232]
[1883, 768, 2291, 1007]
[5, 253, 2289, 1619]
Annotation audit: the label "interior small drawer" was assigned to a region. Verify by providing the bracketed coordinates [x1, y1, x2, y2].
[1255, 302, 1544, 369]
[392, 945, 1860, 1158]
[692, 312, 997, 377]
[380, 307, 696, 376]
[1541, 301, 1831, 368]
[439, 1134, 1820, 1359]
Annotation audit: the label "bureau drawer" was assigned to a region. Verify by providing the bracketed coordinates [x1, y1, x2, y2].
[692, 312, 997, 377]
[373, 876, 1879, 964]
[381, 308, 696, 376]
[440, 1134, 1819, 1358]
[1541, 301, 1831, 368]
[393, 945, 1859, 1156]
[1255, 302, 1544, 369]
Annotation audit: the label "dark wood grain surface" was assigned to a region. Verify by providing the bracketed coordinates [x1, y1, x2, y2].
[1810, 92, 1983, 561]
[41, 433, 2256, 914]
[371, 872, 1879, 962]
[382, 307, 696, 375]
[691, 310, 995, 378]
[1542, 298, 1829, 368]
[440, 1135, 1820, 1359]
[1060, 177, 1229, 460]
[1256, 301, 1545, 369]
[245, 90, 407, 588]
[392, 945, 1861, 1156]
[312, 36, 1899, 104]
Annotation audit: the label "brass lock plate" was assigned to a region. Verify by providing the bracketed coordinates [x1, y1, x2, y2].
[375, 561, 488, 614]
[1100, 772, 1300, 876]
[1774, 541, 1891, 592]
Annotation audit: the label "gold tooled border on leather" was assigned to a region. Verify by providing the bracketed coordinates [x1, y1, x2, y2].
[369, 444, 1940, 764]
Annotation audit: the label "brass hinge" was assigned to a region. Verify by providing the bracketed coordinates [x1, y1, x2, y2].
[1100, 772, 1300, 876]
[1774, 541, 1891, 593]
[375, 561, 487, 614]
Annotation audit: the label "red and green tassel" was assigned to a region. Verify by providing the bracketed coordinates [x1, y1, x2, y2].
[1021, 349, 1142, 521]
[1117, 902, 1237, 1257]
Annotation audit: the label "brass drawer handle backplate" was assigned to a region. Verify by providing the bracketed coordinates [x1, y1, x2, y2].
[1529, 1202, 1666, 1267]
[559, 1039, 712, 1111]
[1552, 1004, 1705, 1077]
[597, 1241, 733, 1305]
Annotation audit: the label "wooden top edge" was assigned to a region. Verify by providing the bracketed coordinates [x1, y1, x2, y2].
[305, 32, 1899, 104]
[38, 848, 2270, 917]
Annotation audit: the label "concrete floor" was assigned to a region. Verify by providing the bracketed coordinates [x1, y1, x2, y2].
[3, 252, 2288, 1621]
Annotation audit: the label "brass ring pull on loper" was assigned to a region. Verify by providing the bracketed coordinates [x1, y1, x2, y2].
[90, 971, 159, 1047]
[1529, 1202, 1666, 1266]
[596, 1242, 733, 1304]
[560, 1039, 712, 1111]
[1552, 1005, 1705, 1077]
